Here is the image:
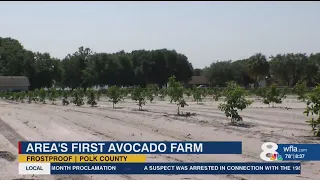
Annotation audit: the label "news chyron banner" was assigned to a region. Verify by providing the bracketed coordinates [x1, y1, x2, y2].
[18, 141, 301, 175]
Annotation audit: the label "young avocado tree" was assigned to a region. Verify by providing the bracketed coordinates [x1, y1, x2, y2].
[158, 88, 166, 100]
[263, 84, 282, 107]
[185, 89, 192, 99]
[27, 91, 34, 103]
[304, 85, 320, 137]
[32, 89, 40, 102]
[86, 88, 98, 107]
[167, 76, 186, 115]
[18, 92, 26, 103]
[62, 90, 70, 105]
[294, 80, 308, 102]
[39, 88, 47, 104]
[131, 86, 146, 110]
[48, 88, 58, 104]
[5, 91, 12, 100]
[120, 88, 129, 100]
[201, 88, 208, 98]
[255, 87, 268, 99]
[146, 84, 158, 103]
[280, 86, 289, 99]
[12, 92, 18, 102]
[192, 88, 202, 104]
[72, 88, 84, 106]
[107, 86, 122, 108]
[218, 82, 253, 124]
[212, 87, 221, 101]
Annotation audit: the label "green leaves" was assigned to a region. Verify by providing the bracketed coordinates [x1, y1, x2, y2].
[131, 86, 146, 110]
[294, 81, 308, 101]
[247, 53, 269, 87]
[167, 76, 184, 103]
[39, 88, 47, 104]
[263, 83, 282, 107]
[86, 88, 98, 107]
[146, 84, 158, 103]
[107, 86, 122, 108]
[218, 82, 252, 124]
[192, 89, 202, 104]
[304, 85, 320, 136]
[158, 88, 166, 100]
[72, 88, 85, 106]
[48, 88, 58, 104]
[167, 76, 187, 115]
[212, 87, 221, 101]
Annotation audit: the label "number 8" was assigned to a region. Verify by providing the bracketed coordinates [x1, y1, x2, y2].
[260, 142, 278, 161]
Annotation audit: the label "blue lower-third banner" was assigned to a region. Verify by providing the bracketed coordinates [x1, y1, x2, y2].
[46, 162, 301, 174]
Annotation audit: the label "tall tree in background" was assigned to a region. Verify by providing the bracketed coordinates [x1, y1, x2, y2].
[193, 68, 203, 76]
[248, 53, 269, 87]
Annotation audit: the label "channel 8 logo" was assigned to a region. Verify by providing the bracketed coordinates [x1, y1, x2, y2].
[260, 142, 283, 161]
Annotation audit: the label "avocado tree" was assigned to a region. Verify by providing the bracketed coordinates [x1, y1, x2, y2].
[32, 89, 40, 102]
[263, 84, 282, 107]
[107, 86, 122, 108]
[218, 82, 253, 124]
[131, 86, 146, 110]
[212, 87, 221, 101]
[48, 88, 58, 104]
[72, 88, 84, 106]
[280, 86, 289, 99]
[158, 88, 166, 100]
[39, 88, 47, 104]
[192, 88, 202, 104]
[255, 87, 268, 99]
[304, 85, 320, 137]
[96, 90, 102, 101]
[27, 91, 34, 103]
[19, 92, 26, 103]
[62, 90, 70, 105]
[294, 81, 308, 102]
[86, 88, 98, 107]
[185, 89, 192, 99]
[146, 84, 158, 103]
[167, 76, 186, 115]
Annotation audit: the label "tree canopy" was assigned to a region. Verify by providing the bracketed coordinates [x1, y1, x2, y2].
[0, 37, 193, 89]
[1, 36, 320, 89]
[204, 53, 320, 87]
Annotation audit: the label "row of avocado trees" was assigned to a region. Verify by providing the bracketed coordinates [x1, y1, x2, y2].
[0, 77, 319, 137]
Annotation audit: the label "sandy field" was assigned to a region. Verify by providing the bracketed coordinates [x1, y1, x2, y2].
[0, 95, 319, 180]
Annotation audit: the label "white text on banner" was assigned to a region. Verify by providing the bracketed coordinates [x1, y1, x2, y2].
[19, 163, 51, 175]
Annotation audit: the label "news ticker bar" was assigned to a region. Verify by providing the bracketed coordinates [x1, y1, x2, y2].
[18, 155, 146, 163]
[19, 162, 301, 175]
[19, 141, 242, 154]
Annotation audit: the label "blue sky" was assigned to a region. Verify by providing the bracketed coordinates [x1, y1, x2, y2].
[0, 2, 319, 68]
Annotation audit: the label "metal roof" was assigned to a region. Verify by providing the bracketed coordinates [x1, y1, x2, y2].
[0, 76, 30, 87]
[188, 76, 209, 85]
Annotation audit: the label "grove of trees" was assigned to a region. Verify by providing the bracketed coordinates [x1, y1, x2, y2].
[2, 37, 320, 89]
[0, 37, 193, 90]
[203, 53, 320, 88]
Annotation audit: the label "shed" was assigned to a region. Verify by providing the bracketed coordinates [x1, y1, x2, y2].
[188, 76, 209, 87]
[0, 76, 30, 91]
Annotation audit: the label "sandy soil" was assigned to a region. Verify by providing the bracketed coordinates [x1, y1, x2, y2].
[0, 95, 319, 180]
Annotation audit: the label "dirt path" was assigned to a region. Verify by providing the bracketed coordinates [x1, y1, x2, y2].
[0, 97, 319, 180]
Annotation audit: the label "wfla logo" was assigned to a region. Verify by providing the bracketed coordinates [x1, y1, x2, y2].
[260, 142, 283, 161]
